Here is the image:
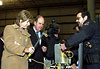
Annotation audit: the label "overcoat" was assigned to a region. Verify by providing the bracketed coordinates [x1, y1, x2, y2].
[1, 24, 33, 69]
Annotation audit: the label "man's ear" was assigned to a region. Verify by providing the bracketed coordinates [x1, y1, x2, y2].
[84, 16, 88, 21]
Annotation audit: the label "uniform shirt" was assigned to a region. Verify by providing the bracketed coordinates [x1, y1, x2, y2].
[65, 20, 100, 54]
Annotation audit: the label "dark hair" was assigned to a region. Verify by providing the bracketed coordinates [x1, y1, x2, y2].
[77, 10, 91, 20]
[45, 24, 60, 34]
[34, 15, 44, 22]
[0, 32, 3, 37]
[16, 10, 33, 26]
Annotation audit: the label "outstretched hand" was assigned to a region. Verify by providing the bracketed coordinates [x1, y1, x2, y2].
[60, 44, 67, 51]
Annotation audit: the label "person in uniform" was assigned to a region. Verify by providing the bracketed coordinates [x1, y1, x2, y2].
[61, 10, 100, 69]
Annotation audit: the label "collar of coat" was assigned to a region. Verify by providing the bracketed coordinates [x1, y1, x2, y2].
[12, 24, 30, 37]
[83, 19, 91, 26]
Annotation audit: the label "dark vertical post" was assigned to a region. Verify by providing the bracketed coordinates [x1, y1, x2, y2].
[87, 0, 95, 21]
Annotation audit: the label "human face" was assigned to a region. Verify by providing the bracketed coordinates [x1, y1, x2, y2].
[76, 13, 85, 27]
[34, 17, 44, 32]
[19, 19, 30, 29]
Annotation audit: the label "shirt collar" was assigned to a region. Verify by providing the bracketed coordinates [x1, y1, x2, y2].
[0, 38, 4, 43]
[33, 26, 40, 33]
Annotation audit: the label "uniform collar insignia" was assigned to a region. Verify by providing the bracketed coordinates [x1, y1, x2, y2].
[84, 20, 90, 26]
[84, 22, 89, 25]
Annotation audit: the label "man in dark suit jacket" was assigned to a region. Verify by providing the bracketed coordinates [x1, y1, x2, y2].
[28, 15, 47, 69]
[0, 32, 4, 69]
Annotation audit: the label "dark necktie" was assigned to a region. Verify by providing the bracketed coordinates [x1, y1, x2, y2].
[36, 32, 41, 45]
[36, 32, 39, 39]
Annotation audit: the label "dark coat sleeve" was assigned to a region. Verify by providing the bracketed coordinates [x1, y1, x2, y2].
[0, 39, 4, 58]
[66, 22, 95, 48]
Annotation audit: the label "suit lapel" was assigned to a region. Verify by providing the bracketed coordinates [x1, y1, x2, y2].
[29, 28, 40, 49]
